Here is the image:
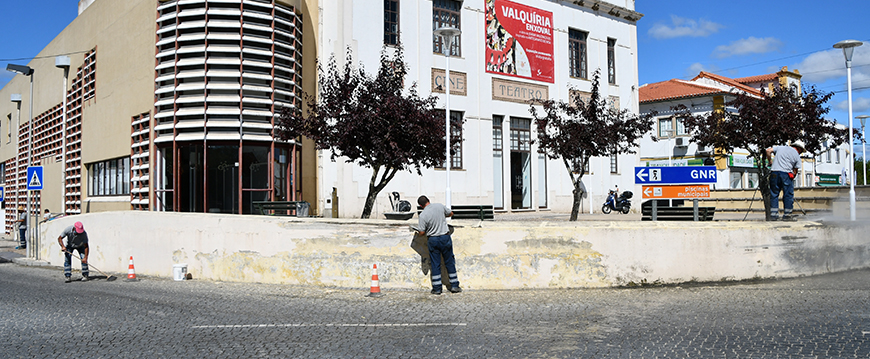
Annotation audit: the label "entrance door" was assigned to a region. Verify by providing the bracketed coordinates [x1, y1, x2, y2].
[509, 117, 531, 209]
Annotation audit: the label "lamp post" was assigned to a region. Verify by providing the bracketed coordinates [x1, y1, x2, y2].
[6, 64, 35, 257]
[434, 26, 461, 207]
[858, 115, 869, 186]
[56, 56, 70, 216]
[833, 39, 863, 221]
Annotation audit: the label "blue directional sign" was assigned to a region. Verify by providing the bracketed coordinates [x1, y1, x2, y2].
[634, 166, 717, 184]
[0, 186, 4, 201]
[26, 166, 44, 191]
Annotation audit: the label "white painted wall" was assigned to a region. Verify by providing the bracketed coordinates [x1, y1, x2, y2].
[35, 211, 870, 289]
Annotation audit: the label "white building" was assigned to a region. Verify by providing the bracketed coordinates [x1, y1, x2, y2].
[315, 0, 645, 217]
[638, 67, 851, 190]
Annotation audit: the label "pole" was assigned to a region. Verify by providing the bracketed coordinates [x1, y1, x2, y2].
[862, 124, 867, 186]
[26, 74, 34, 259]
[61, 66, 69, 216]
[444, 38, 452, 207]
[847, 62, 856, 221]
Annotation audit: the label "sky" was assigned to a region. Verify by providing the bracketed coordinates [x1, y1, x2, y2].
[1, 0, 869, 155]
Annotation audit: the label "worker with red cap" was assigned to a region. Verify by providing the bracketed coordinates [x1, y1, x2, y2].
[57, 221, 89, 283]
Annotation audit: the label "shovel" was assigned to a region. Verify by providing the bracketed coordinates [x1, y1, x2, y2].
[64, 250, 117, 281]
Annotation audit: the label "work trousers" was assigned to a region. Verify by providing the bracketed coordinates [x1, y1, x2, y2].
[64, 247, 89, 278]
[427, 234, 460, 290]
[769, 171, 794, 218]
[18, 228, 26, 248]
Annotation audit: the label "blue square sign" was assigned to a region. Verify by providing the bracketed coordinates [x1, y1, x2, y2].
[26, 166, 44, 191]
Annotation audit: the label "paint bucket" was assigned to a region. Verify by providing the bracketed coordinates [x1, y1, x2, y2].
[172, 264, 188, 281]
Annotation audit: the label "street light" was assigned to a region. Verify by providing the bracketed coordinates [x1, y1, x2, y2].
[858, 115, 869, 186]
[833, 39, 863, 221]
[6, 63, 35, 256]
[57, 56, 70, 215]
[434, 25, 461, 207]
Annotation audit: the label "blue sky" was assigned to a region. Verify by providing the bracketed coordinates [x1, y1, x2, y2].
[2, 1, 869, 154]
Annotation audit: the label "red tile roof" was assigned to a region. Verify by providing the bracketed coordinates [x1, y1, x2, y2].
[692, 71, 763, 97]
[639, 79, 722, 103]
[734, 73, 777, 84]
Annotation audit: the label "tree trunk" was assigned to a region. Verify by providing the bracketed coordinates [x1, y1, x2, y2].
[360, 166, 398, 219]
[569, 183, 583, 221]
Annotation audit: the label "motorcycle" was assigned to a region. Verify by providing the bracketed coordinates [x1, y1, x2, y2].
[602, 190, 632, 214]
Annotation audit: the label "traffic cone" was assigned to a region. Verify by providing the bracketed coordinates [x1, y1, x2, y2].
[366, 264, 383, 297]
[125, 256, 139, 282]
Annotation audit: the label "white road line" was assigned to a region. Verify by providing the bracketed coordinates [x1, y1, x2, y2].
[191, 323, 467, 329]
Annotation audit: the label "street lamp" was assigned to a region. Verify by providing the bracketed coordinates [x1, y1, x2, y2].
[858, 115, 869, 186]
[6, 63, 35, 256]
[57, 56, 70, 216]
[833, 39, 863, 221]
[434, 26, 461, 207]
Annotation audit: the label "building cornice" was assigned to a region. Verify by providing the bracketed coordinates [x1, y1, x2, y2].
[561, 1, 644, 23]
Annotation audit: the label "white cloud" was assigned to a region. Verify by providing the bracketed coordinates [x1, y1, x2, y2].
[713, 37, 783, 58]
[835, 97, 870, 113]
[793, 47, 870, 85]
[648, 15, 723, 39]
[684, 62, 720, 78]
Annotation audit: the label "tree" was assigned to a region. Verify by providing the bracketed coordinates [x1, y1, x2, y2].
[679, 85, 850, 221]
[277, 46, 451, 218]
[530, 70, 654, 221]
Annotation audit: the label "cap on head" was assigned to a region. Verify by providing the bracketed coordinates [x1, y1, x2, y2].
[74, 221, 84, 233]
[791, 140, 806, 151]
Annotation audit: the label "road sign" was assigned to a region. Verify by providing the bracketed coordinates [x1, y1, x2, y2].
[27, 166, 44, 191]
[0, 186, 4, 201]
[634, 166, 717, 184]
[641, 185, 711, 199]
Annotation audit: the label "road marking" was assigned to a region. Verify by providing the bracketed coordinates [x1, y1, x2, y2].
[191, 323, 467, 329]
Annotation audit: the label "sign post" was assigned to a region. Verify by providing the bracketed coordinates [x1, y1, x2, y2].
[635, 166, 717, 221]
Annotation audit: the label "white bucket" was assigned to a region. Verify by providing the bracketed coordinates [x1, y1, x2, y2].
[172, 263, 188, 281]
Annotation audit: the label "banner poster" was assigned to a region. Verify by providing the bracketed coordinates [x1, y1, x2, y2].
[485, 0, 554, 83]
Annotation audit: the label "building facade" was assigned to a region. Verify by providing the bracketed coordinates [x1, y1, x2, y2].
[639, 67, 851, 190]
[1, 0, 645, 237]
[313, 0, 644, 217]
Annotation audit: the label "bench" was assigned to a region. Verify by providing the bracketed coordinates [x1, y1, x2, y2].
[253, 201, 308, 217]
[641, 206, 716, 221]
[417, 204, 495, 220]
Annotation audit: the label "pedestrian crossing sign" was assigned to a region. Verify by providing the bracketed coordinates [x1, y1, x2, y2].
[26, 166, 44, 191]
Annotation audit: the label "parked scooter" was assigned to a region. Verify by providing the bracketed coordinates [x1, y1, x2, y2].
[602, 189, 633, 214]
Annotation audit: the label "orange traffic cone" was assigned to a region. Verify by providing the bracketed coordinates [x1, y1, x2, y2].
[366, 264, 383, 297]
[125, 256, 139, 282]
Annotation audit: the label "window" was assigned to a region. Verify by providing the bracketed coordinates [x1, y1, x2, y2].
[835, 149, 840, 164]
[658, 118, 673, 138]
[436, 110, 464, 169]
[826, 150, 831, 163]
[433, 0, 461, 56]
[610, 155, 618, 173]
[509, 117, 531, 152]
[88, 157, 130, 196]
[5, 113, 10, 144]
[384, 0, 399, 46]
[675, 117, 687, 135]
[568, 29, 588, 79]
[607, 38, 616, 84]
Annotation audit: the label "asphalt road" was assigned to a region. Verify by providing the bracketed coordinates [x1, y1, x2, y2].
[2, 262, 869, 358]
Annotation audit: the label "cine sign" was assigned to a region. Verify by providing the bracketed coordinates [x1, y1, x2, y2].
[642, 185, 711, 199]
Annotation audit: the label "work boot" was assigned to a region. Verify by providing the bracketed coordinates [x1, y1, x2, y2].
[64, 277, 72, 283]
[430, 288, 442, 295]
[448, 286, 463, 293]
[782, 215, 797, 222]
[80, 276, 90, 282]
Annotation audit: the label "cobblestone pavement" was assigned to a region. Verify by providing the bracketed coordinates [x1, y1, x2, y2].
[2, 261, 868, 358]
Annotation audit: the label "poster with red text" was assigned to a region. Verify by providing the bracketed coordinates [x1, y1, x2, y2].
[485, 0, 554, 83]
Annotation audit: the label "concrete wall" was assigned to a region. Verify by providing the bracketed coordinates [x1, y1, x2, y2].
[37, 211, 870, 289]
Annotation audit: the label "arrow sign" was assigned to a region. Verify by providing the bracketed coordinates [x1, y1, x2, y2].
[634, 166, 717, 184]
[641, 185, 711, 199]
[27, 166, 44, 191]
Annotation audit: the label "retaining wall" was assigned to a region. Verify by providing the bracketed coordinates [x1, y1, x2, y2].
[37, 211, 870, 289]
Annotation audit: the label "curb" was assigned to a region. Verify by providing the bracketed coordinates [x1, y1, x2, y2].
[11, 257, 53, 267]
